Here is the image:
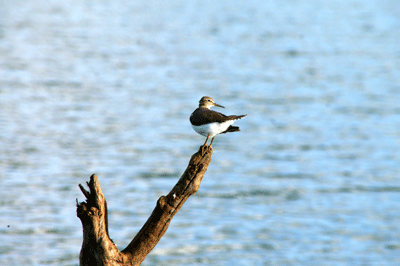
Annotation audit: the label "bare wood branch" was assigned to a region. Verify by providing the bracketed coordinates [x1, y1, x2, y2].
[77, 144, 213, 265]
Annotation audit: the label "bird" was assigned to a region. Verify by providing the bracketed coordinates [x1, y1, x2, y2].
[190, 96, 247, 146]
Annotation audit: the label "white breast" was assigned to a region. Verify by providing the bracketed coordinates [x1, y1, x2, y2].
[192, 120, 235, 138]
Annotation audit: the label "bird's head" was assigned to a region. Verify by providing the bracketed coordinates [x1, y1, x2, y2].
[199, 96, 224, 109]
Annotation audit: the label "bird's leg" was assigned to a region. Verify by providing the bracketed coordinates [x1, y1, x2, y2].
[210, 137, 215, 147]
[203, 135, 210, 146]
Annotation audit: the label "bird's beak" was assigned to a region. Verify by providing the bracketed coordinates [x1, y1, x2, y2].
[213, 103, 225, 108]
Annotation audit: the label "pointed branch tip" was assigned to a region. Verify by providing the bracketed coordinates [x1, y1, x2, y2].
[79, 183, 90, 199]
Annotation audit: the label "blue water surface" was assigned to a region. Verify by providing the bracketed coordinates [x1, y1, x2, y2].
[0, 0, 399, 265]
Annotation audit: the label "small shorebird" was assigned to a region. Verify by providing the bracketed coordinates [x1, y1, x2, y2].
[190, 96, 247, 146]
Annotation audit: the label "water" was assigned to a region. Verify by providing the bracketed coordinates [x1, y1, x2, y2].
[1, 0, 399, 265]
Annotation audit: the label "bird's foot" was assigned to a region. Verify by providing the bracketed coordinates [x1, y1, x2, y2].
[200, 144, 207, 155]
[200, 143, 212, 155]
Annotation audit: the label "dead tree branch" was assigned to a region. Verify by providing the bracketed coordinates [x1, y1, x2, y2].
[77, 145, 213, 266]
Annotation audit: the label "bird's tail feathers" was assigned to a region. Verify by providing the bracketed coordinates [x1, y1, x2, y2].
[221, 125, 240, 134]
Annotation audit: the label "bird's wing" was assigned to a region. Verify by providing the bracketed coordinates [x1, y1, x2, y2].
[190, 108, 230, 126]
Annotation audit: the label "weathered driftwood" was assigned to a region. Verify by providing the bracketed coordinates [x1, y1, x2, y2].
[77, 145, 213, 266]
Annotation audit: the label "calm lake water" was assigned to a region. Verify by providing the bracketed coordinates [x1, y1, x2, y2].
[1, 0, 400, 265]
